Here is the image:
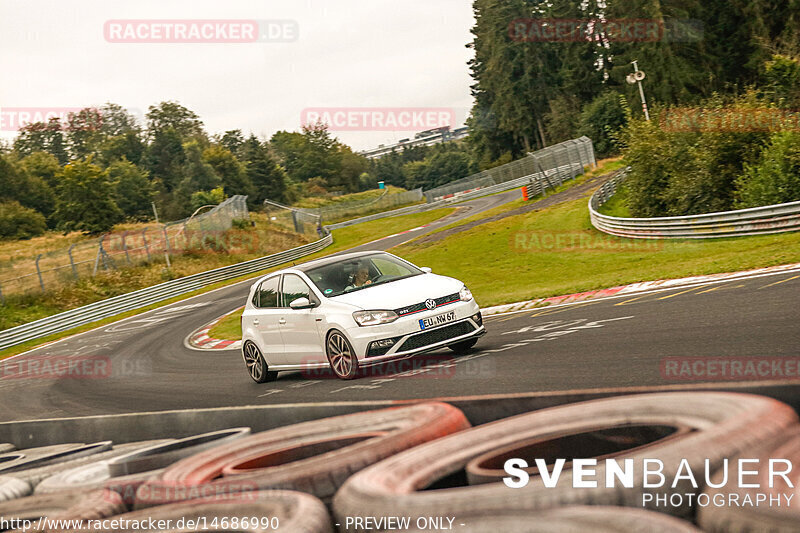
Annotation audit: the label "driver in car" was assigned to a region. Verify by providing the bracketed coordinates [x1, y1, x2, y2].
[345, 263, 373, 291]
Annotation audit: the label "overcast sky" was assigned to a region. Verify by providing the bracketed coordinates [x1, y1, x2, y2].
[0, 0, 476, 151]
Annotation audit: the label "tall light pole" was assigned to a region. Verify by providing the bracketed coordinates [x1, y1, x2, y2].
[626, 60, 650, 121]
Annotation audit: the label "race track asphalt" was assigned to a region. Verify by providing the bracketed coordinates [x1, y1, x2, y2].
[1, 187, 798, 422]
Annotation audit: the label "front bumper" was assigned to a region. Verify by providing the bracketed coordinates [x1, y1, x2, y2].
[346, 300, 485, 366]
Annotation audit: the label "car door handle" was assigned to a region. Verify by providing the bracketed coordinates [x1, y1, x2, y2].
[279, 318, 286, 325]
[253, 319, 259, 325]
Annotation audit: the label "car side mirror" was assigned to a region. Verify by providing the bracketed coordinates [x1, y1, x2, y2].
[421, 267, 432, 273]
[289, 297, 315, 309]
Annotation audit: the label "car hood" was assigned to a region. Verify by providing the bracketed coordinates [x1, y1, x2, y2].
[330, 273, 464, 310]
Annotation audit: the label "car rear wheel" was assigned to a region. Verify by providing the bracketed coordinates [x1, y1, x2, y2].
[243, 342, 278, 383]
[448, 338, 478, 353]
[326, 330, 359, 380]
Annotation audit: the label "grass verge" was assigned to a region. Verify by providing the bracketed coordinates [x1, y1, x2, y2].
[596, 182, 633, 218]
[207, 307, 244, 340]
[420, 158, 626, 237]
[0, 207, 455, 358]
[393, 196, 800, 308]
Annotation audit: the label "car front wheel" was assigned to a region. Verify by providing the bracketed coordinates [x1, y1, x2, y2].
[326, 330, 359, 380]
[243, 341, 278, 383]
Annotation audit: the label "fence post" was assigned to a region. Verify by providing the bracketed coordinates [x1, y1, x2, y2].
[142, 228, 151, 262]
[35, 254, 45, 292]
[162, 225, 172, 269]
[121, 231, 131, 264]
[67, 244, 79, 280]
[92, 236, 104, 276]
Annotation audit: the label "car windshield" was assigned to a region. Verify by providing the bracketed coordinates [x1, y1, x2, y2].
[305, 254, 423, 297]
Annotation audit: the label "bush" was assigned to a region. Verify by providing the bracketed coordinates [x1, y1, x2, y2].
[53, 158, 123, 234]
[736, 131, 800, 208]
[0, 201, 47, 239]
[232, 218, 251, 229]
[577, 91, 628, 157]
[190, 187, 226, 212]
[619, 95, 771, 217]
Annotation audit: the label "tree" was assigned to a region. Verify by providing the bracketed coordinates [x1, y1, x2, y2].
[270, 123, 342, 184]
[220, 130, 245, 158]
[99, 103, 141, 136]
[99, 131, 145, 165]
[577, 91, 628, 157]
[66, 108, 103, 160]
[242, 135, 288, 203]
[202, 145, 254, 198]
[20, 152, 60, 190]
[337, 147, 370, 192]
[108, 159, 153, 221]
[145, 127, 185, 191]
[146, 101, 205, 140]
[0, 201, 46, 239]
[544, 94, 581, 144]
[0, 154, 55, 221]
[53, 158, 123, 233]
[13, 118, 68, 164]
[402, 150, 476, 190]
[174, 141, 220, 217]
[372, 153, 408, 188]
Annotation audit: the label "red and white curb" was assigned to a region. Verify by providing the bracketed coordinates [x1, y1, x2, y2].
[187, 308, 243, 351]
[481, 262, 800, 316]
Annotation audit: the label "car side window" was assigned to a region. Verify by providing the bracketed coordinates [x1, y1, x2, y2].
[255, 276, 280, 308]
[281, 274, 316, 307]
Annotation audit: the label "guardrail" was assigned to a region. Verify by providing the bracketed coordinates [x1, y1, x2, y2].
[589, 170, 800, 239]
[0, 233, 334, 352]
[521, 163, 586, 199]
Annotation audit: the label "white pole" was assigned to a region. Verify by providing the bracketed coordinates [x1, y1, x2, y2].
[632, 60, 650, 121]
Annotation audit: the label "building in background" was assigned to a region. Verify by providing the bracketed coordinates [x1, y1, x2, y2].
[358, 126, 468, 160]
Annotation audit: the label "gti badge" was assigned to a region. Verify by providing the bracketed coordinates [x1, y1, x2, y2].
[425, 299, 436, 310]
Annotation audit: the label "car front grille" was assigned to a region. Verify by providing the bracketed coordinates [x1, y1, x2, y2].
[397, 321, 476, 352]
[394, 292, 461, 317]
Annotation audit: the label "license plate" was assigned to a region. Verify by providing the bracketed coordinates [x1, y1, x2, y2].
[419, 311, 456, 330]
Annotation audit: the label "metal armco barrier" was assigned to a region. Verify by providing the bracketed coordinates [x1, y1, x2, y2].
[521, 163, 586, 200]
[590, 170, 800, 239]
[0, 233, 333, 352]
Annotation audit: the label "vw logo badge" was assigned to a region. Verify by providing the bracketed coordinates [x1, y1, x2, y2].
[425, 299, 436, 310]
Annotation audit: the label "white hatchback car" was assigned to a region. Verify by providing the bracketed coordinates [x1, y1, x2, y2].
[241, 251, 485, 381]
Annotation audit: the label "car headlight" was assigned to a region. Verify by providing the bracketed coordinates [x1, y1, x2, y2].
[352, 310, 399, 326]
[459, 285, 473, 302]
